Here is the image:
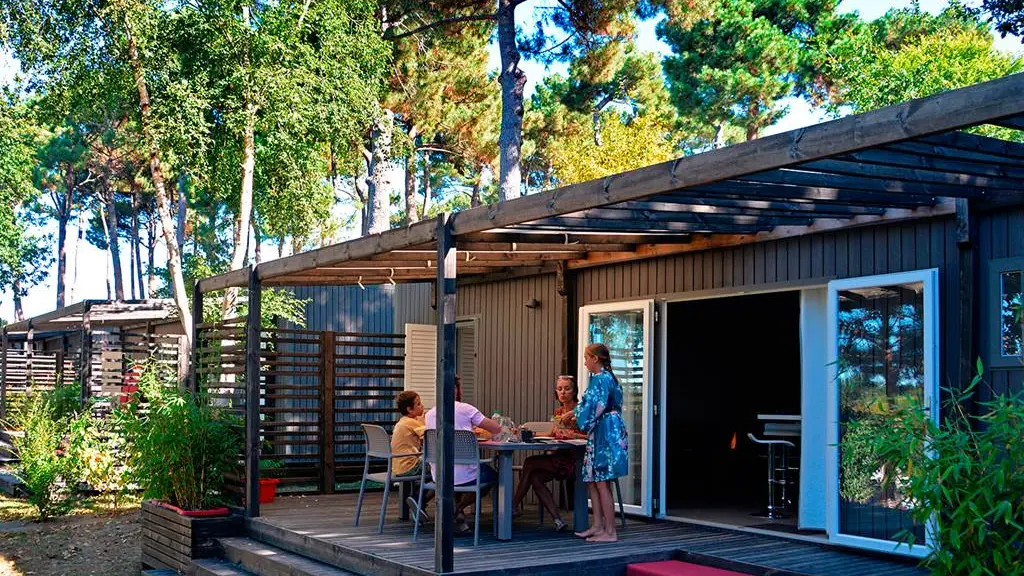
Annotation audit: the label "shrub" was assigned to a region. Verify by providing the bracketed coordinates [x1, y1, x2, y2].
[68, 410, 132, 510]
[119, 362, 241, 511]
[10, 384, 82, 520]
[855, 363, 1024, 576]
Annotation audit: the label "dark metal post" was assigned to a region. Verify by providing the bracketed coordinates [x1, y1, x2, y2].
[956, 198, 978, 413]
[245, 267, 262, 518]
[434, 214, 456, 573]
[320, 330, 337, 494]
[1, 328, 8, 420]
[189, 280, 203, 393]
[79, 304, 92, 406]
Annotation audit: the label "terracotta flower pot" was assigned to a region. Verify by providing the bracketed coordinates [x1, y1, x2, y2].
[259, 478, 281, 504]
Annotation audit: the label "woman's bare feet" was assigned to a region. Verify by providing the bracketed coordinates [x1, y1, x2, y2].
[586, 531, 618, 543]
[574, 525, 601, 538]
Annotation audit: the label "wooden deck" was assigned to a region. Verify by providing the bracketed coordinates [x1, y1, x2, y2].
[253, 493, 927, 576]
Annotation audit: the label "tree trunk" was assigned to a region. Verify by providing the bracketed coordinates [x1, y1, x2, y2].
[404, 128, 419, 225]
[146, 214, 157, 297]
[12, 279, 23, 321]
[224, 104, 256, 315]
[134, 195, 146, 299]
[366, 109, 396, 234]
[713, 123, 726, 149]
[355, 155, 370, 236]
[746, 102, 760, 141]
[253, 217, 262, 264]
[593, 110, 603, 147]
[129, 194, 138, 299]
[124, 17, 193, 342]
[497, 0, 525, 201]
[176, 174, 187, 251]
[100, 190, 125, 300]
[471, 174, 482, 208]
[70, 211, 84, 303]
[419, 151, 432, 220]
[56, 165, 74, 308]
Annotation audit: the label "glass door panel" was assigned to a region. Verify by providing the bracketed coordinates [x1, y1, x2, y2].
[579, 300, 654, 516]
[827, 270, 937, 556]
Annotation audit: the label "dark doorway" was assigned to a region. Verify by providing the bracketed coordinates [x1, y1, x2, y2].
[665, 291, 801, 518]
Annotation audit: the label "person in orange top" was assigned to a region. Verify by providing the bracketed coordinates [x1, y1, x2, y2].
[392, 391, 426, 477]
[511, 375, 585, 531]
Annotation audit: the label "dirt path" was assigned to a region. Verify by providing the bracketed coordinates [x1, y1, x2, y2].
[0, 509, 139, 576]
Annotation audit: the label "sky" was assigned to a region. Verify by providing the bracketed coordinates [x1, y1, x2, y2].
[2, 0, 1022, 323]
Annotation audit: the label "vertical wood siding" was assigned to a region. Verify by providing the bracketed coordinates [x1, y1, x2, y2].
[977, 207, 1024, 398]
[285, 285, 395, 333]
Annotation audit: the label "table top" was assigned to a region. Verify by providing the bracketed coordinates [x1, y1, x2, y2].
[757, 414, 801, 421]
[480, 439, 586, 451]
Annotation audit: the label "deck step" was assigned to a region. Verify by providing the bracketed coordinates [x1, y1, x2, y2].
[141, 569, 180, 576]
[188, 558, 256, 576]
[219, 537, 358, 576]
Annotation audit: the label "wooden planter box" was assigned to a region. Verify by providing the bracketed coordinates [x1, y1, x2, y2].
[141, 500, 243, 572]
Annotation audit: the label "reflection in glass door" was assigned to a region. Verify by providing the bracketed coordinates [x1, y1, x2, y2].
[827, 270, 937, 556]
[579, 300, 654, 516]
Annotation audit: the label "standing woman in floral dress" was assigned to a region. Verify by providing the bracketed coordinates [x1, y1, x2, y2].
[561, 343, 629, 543]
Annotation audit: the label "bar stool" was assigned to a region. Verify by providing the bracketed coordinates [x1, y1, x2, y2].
[747, 433, 795, 519]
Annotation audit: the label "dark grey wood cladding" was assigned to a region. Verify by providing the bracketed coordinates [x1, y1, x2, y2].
[284, 285, 395, 334]
[429, 209, 1024, 423]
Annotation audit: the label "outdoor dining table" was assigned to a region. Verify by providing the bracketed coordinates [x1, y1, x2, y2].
[479, 439, 589, 541]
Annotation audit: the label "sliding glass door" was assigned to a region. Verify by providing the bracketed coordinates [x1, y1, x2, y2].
[826, 270, 938, 556]
[578, 300, 654, 516]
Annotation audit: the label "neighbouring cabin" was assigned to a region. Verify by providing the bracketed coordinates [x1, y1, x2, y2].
[189, 75, 1024, 575]
[0, 299, 186, 422]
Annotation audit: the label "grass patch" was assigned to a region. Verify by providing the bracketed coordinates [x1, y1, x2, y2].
[0, 493, 141, 522]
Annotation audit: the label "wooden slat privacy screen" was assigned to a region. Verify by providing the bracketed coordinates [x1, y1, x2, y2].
[195, 321, 405, 506]
[2, 331, 185, 421]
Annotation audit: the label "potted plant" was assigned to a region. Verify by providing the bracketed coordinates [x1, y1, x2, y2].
[259, 458, 283, 504]
[120, 363, 243, 572]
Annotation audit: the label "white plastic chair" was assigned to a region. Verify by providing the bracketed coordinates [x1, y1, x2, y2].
[414, 429, 497, 546]
[354, 424, 422, 533]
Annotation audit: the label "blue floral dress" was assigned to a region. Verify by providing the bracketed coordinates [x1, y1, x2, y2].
[574, 369, 629, 482]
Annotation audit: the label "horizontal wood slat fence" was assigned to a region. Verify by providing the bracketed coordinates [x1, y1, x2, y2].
[195, 321, 405, 507]
[1, 331, 186, 423]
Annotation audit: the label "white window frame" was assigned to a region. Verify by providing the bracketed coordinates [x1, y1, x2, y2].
[825, 268, 939, 558]
[578, 299, 655, 517]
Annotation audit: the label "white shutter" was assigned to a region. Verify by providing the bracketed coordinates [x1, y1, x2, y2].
[456, 320, 478, 406]
[404, 324, 437, 409]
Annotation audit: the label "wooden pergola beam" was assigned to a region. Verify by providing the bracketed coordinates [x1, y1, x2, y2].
[513, 216, 773, 234]
[799, 157, 1024, 191]
[739, 168, 989, 198]
[458, 232, 694, 245]
[564, 206, 815, 226]
[644, 194, 888, 216]
[918, 130, 1024, 160]
[687, 182, 938, 206]
[257, 219, 437, 281]
[852, 146, 1024, 180]
[566, 201, 957, 270]
[448, 73, 1024, 236]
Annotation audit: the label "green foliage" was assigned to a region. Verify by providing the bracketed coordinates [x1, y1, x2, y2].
[67, 409, 133, 510]
[659, 0, 848, 140]
[847, 364, 1024, 575]
[9, 384, 83, 520]
[820, 4, 1024, 122]
[118, 362, 241, 511]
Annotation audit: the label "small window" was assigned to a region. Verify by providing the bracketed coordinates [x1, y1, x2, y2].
[1000, 270, 1023, 358]
[988, 258, 1024, 368]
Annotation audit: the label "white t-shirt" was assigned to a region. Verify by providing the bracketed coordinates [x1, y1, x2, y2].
[424, 401, 485, 485]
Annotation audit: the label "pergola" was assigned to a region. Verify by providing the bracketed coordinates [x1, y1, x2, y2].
[1, 300, 181, 414]
[196, 73, 1024, 572]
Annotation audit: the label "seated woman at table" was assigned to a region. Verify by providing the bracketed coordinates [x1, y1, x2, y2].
[511, 375, 585, 531]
